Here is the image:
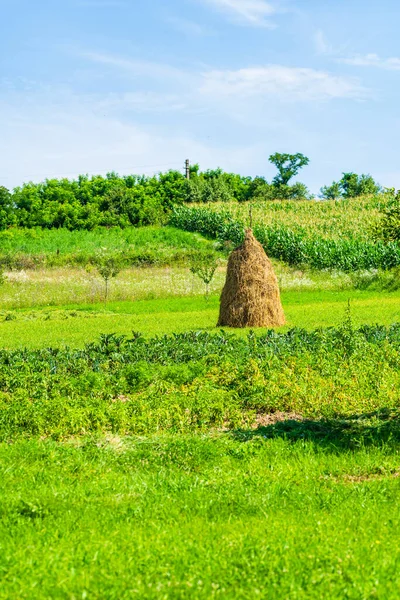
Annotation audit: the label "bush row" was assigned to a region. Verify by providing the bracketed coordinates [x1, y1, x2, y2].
[170, 206, 400, 271]
[0, 167, 331, 231]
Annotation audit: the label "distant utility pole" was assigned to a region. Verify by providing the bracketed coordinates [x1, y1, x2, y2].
[185, 159, 190, 180]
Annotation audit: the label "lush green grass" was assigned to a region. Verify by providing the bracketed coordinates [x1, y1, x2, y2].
[1, 289, 399, 349]
[0, 226, 217, 269]
[2, 434, 400, 598]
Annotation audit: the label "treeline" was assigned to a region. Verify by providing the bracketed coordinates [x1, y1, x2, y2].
[0, 161, 382, 231]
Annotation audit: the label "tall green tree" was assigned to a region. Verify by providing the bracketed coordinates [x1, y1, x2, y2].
[269, 153, 310, 186]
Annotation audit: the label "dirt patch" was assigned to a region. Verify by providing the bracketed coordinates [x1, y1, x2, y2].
[321, 470, 400, 484]
[252, 412, 304, 428]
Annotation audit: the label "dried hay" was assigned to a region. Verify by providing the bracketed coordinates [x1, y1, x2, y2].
[217, 229, 285, 328]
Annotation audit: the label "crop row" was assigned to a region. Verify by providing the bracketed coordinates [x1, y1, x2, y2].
[170, 206, 400, 271]
[1, 322, 400, 440]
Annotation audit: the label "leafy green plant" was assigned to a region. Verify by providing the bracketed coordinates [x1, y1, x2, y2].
[374, 196, 400, 242]
[320, 181, 342, 200]
[93, 249, 122, 303]
[322, 173, 381, 200]
[269, 153, 310, 186]
[189, 252, 220, 299]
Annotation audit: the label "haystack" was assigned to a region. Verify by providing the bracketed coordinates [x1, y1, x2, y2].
[217, 229, 285, 328]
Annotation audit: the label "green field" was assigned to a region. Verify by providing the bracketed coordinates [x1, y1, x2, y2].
[0, 226, 217, 269]
[1, 289, 400, 348]
[197, 195, 387, 241]
[2, 436, 400, 599]
[2, 209, 400, 598]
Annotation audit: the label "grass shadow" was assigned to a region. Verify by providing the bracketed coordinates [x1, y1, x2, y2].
[230, 408, 400, 450]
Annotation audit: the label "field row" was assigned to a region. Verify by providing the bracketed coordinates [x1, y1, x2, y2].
[170, 204, 400, 271]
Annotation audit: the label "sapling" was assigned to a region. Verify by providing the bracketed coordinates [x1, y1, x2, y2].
[94, 249, 122, 304]
[190, 253, 220, 300]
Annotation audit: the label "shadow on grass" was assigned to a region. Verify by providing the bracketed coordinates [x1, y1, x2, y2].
[230, 408, 400, 450]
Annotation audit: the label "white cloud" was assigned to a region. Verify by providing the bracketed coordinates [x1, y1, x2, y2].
[340, 53, 400, 70]
[200, 65, 368, 101]
[78, 51, 186, 81]
[314, 30, 333, 55]
[78, 50, 369, 104]
[166, 16, 211, 37]
[199, 0, 278, 27]
[0, 88, 265, 189]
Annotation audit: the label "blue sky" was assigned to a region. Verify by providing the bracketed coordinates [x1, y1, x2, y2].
[1, 0, 400, 193]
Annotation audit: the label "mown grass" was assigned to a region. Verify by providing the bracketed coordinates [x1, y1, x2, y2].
[2, 434, 400, 598]
[0, 226, 217, 269]
[1, 289, 399, 349]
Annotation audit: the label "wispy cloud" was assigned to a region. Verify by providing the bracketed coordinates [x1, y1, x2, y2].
[314, 30, 333, 55]
[199, 0, 278, 28]
[79, 51, 186, 81]
[78, 49, 369, 104]
[340, 53, 400, 70]
[166, 16, 211, 37]
[0, 87, 266, 189]
[200, 65, 369, 101]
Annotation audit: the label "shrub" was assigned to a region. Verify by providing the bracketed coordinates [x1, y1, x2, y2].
[373, 195, 400, 243]
[321, 173, 381, 200]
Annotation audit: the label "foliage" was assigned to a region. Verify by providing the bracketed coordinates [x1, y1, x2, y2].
[93, 249, 123, 302]
[269, 152, 310, 186]
[321, 173, 381, 199]
[1, 171, 187, 230]
[320, 181, 342, 200]
[0, 165, 387, 231]
[189, 253, 220, 299]
[2, 320, 400, 441]
[0, 226, 219, 270]
[374, 195, 400, 243]
[0, 186, 15, 229]
[170, 205, 400, 271]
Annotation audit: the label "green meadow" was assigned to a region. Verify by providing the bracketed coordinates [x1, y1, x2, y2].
[1, 289, 400, 348]
[2, 205, 400, 598]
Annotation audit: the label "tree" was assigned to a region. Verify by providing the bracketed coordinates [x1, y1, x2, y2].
[269, 153, 310, 186]
[373, 195, 400, 242]
[0, 186, 15, 229]
[189, 253, 220, 300]
[94, 249, 122, 304]
[320, 181, 342, 200]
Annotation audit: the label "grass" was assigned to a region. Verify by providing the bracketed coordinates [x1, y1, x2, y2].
[1, 259, 393, 312]
[2, 219, 400, 596]
[2, 434, 400, 598]
[0, 226, 217, 269]
[1, 289, 399, 349]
